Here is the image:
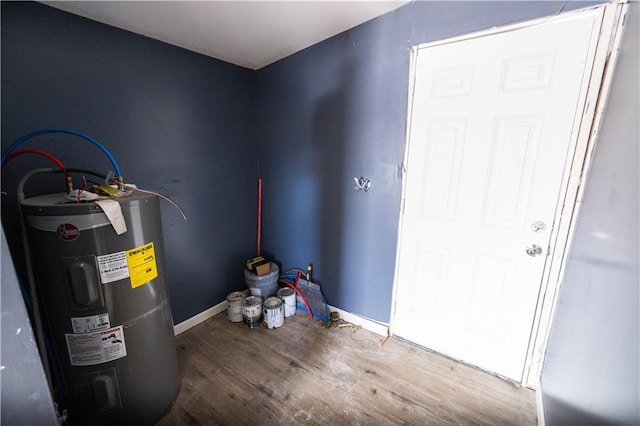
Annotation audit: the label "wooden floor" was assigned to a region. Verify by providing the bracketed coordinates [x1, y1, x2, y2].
[157, 312, 536, 425]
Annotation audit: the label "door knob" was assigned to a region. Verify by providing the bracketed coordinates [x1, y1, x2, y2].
[525, 244, 543, 257]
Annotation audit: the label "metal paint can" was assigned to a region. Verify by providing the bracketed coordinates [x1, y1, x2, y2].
[277, 287, 296, 317]
[263, 297, 284, 329]
[242, 296, 263, 328]
[226, 291, 246, 323]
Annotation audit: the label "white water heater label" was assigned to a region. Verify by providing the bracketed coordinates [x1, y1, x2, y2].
[97, 251, 129, 284]
[65, 325, 127, 366]
[70, 313, 111, 334]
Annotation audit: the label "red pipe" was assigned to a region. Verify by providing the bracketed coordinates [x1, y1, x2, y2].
[257, 178, 262, 256]
[3, 149, 73, 191]
[3, 148, 66, 169]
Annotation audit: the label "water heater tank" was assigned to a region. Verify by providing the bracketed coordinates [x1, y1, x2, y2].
[20, 191, 180, 425]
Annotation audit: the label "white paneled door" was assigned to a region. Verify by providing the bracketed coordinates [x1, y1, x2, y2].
[394, 9, 607, 381]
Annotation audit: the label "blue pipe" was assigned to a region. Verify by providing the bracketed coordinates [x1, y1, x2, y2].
[1, 128, 123, 178]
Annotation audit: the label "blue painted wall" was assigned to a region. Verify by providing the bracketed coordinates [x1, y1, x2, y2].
[1, 2, 258, 324]
[541, 3, 639, 424]
[256, 1, 595, 322]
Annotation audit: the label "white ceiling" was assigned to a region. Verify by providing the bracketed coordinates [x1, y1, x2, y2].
[41, 1, 410, 70]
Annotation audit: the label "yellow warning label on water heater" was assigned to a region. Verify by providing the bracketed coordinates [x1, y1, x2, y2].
[126, 242, 158, 288]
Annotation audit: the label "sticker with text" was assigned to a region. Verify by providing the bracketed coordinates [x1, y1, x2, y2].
[70, 313, 110, 334]
[126, 242, 158, 288]
[65, 325, 127, 366]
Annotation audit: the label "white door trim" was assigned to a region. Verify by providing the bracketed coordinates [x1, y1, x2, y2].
[390, 2, 628, 388]
[523, 1, 630, 387]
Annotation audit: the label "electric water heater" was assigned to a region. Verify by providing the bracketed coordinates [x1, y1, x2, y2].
[20, 191, 180, 425]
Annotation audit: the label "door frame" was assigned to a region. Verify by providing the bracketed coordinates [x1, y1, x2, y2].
[390, 2, 629, 388]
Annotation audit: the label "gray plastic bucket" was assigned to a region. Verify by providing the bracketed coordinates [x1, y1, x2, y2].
[244, 262, 279, 299]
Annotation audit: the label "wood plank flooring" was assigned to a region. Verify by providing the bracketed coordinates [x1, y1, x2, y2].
[157, 312, 536, 425]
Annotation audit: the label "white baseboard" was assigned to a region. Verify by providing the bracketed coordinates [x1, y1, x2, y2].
[173, 300, 226, 335]
[173, 300, 390, 338]
[328, 305, 389, 337]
